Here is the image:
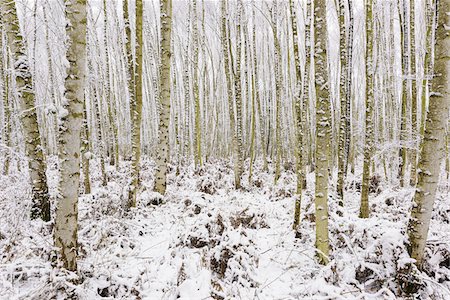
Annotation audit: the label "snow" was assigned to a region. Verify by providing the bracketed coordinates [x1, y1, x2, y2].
[0, 158, 449, 299]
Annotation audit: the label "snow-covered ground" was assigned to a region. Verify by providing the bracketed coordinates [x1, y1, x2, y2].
[0, 158, 449, 299]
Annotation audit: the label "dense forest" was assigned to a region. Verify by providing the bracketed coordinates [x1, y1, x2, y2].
[0, 0, 449, 299]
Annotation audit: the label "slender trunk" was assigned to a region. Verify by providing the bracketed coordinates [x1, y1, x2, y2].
[398, 0, 409, 187]
[54, 0, 87, 271]
[289, 0, 304, 231]
[193, 0, 203, 168]
[337, 0, 348, 208]
[128, 0, 143, 207]
[81, 99, 91, 194]
[2, 0, 50, 222]
[0, 24, 11, 175]
[314, 0, 330, 265]
[103, 0, 119, 168]
[154, 0, 172, 195]
[272, 1, 282, 184]
[233, 0, 244, 184]
[360, 0, 374, 219]
[221, 0, 240, 189]
[407, 0, 449, 268]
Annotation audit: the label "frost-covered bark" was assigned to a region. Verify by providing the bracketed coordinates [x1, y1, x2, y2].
[233, 0, 244, 185]
[0, 21, 11, 175]
[303, 0, 312, 177]
[314, 0, 330, 264]
[344, 0, 353, 177]
[407, 0, 449, 268]
[251, 3, 267, 173]
[54, 0, 87, 271]
[409, 0, 418, 186]
[103, 0, 119, 168]
[221, 0, 240, 189]
[43, 4, 58, 156]
[81, 99, 91, 194]
[289, 0, 303, 231]
[128, 0, 143, 207]
[272, 1, 282, 185]
[193, 0, 203, 168]
[2, 0, 50, 222]
[398, 0, 410, 187]
[154, 0, 172, 195]
[360, 0, 374, 219]
[337, 0, 349, 208]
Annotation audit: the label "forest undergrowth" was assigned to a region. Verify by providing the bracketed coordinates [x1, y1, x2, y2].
[0, 158, 449, 299]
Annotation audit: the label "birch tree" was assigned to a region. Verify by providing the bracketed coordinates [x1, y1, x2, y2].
[1, 0, 50, 221]
[128, 0, 144, 207]
[54, 0, 87, 271]
[0, 19, 11, 175]
[289, 0, 303, 231]
[221, 0, 240, 189]
[154, 0, 172, 194]
[360, 0, 374, 219]
[314, 0, 330, 264]
[407, 0, 449, 268]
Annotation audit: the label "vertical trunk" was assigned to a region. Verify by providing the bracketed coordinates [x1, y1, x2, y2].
[303, 0, 312, 177]
[221, 0, 240, 189]
[0, 23, 11, 175]
[407, 0, 449, 268]
[252, 1, 267, 173]
[43, 4, 59, 155]
[103, 0, 119, 168]
[183, 13, 191, 163]
[81, 99, 91, 194]
[2, 0, 50, 222]
[337, 0, 348, 208]
[360, 0, 374, 219]
[54, 0, 87, 271]
[272, 1, 282, 184]
[128, 0, 143, 207]
[314, 0, 330, 264]
[193, 0, 203, 168]
[248, 35, 256, 182]
[154, 0, 172, 195]
[289, 0, 304, 231]
[409, 0, 418, 186]
[398, 0, 409, 187]
[344, 0, 353, 177]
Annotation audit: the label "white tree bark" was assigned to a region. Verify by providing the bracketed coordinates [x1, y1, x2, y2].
[1, 0, 50, 221]
[54, 0, 87, 271]
[407, 0, 449, 268]
[154, 0, 172, 195]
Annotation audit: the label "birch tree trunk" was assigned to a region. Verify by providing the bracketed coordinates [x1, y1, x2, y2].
[81, 99, 91, 194]
[360, 0, 374, 219]
[407, 0, 449, 268]
[2, 0, 50, 222]
[193, 0, 203, 168]
[289, 0, 304, 231]
[314, 0, 330, 265]
[0, 21, 11, 175]
[154, 0, 172, 195]
[409, 0, 418, 186]
[399, 0, 409, 187]
[337, 0, 348, 208]
[252, 2, 268, 173]
[103, 0, 119, 168]
[272, 1, 282, 185]
[54, 0, 87, 271]
[221, 0, 240, 189]
[128, 0, 143, 207]
[233, 0, 244, 185]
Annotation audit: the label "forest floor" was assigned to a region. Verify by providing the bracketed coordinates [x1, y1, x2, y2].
[0, 158, 449, 299]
